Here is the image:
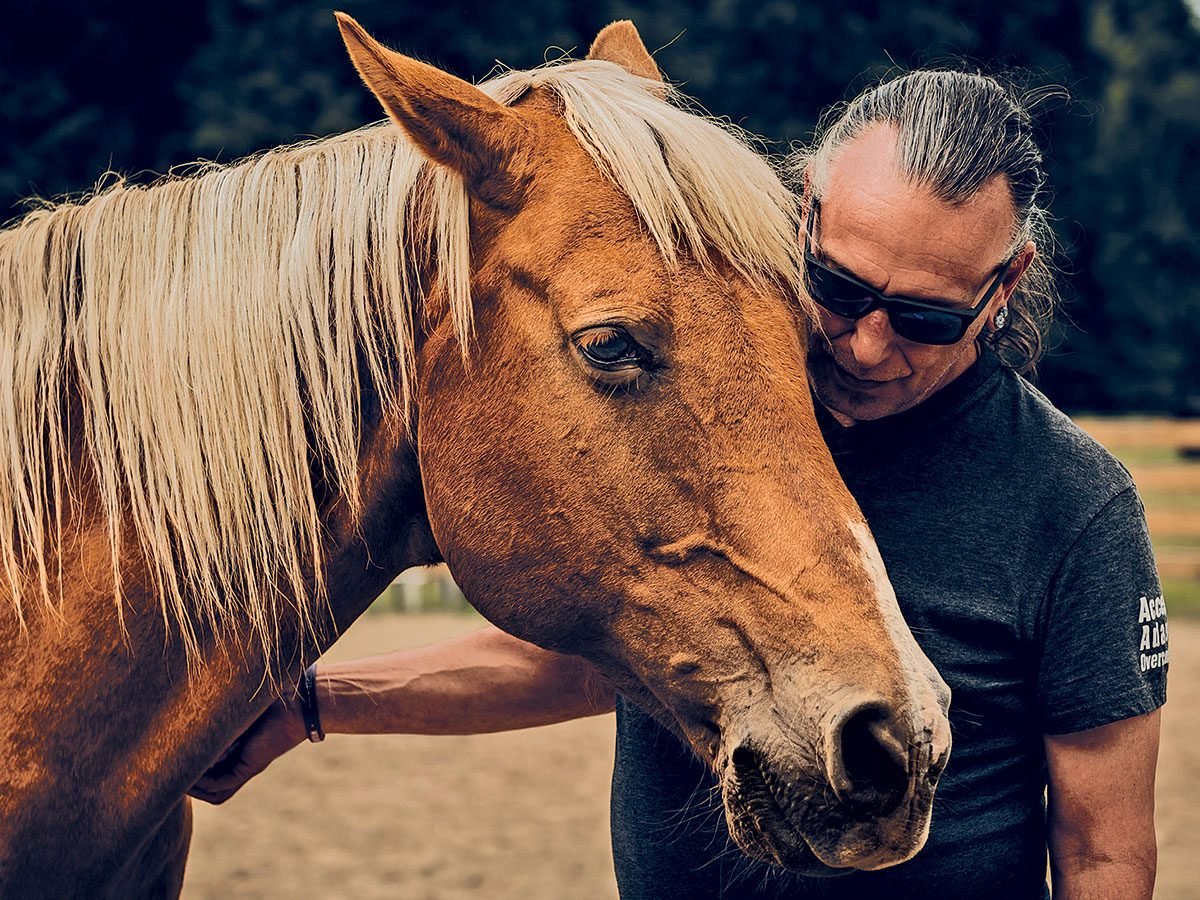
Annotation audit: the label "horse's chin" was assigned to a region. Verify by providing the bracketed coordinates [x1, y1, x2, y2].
[725, 810, 850, 877]
[720, 753, 846, 876]
[719, 743, 930, 875]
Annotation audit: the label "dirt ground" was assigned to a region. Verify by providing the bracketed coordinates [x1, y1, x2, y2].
[185, 612, 1199, 899]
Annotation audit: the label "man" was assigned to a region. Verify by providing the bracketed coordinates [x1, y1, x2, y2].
[193, 70, 1166, 898]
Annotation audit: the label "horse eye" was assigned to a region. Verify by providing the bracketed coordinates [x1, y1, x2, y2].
[573, 326, 643, 371]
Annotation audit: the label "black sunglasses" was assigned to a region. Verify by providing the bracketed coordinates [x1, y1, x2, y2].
[803, 198, 1015, 346]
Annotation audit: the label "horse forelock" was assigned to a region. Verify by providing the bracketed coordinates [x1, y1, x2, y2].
[0, 54, 808, 667]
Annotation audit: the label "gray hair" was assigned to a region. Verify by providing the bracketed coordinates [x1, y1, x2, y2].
[795, 70, 1059, 375]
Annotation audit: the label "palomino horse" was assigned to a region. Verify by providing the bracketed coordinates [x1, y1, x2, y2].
[0, 15, 951, 896]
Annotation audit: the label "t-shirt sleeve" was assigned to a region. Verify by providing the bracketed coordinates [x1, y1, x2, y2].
[1035, 485, 1168, 735]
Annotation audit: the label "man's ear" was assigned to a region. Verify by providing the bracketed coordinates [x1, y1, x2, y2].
[999, 240, 1038, 307]
[587, 21, 663, 84]
[986, 240, 1038, 334]
[335, 12, 529, 206]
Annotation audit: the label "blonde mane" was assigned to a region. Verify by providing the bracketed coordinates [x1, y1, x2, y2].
[0, 57, 808, 664]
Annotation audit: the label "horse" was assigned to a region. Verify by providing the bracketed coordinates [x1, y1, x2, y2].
[0, 15, 951, 896]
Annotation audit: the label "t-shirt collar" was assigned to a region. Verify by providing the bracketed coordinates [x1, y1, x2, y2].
[815, 343, 1003, 451]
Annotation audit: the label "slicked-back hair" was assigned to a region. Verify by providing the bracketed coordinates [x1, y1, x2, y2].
[796, 70, 1058, 375]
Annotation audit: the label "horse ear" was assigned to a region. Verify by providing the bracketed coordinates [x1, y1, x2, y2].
[335, 12, 527, 206]
[587, 21, 663, 83]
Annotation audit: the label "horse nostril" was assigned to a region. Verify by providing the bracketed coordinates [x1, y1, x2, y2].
[830, 702, 911, 814]
[731, 744, 759, 774]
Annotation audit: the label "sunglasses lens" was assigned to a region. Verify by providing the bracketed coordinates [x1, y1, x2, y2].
[890, 309, 967, 345]
[806, 264, 876, 318]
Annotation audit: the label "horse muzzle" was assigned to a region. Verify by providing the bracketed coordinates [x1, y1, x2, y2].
[718, 692, 951, 873]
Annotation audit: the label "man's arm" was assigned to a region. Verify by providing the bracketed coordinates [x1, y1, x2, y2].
[1044, 709, 1161, 900]
[318, 624, 615, 734]
[190, 624, 614, 804]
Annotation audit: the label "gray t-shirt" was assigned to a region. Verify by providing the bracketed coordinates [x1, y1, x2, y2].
[610, 348, 1167, 898]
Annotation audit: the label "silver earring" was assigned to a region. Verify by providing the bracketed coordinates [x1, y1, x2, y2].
[994, 306, 1009, 331]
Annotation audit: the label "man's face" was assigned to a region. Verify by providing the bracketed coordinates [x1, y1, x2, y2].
[806, 125, 1030, 425]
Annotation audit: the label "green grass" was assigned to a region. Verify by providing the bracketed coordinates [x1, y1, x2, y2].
[364, 580, 476, 615]
[1156, 536, 1200, 551]
[1164, 579, 1200, 617]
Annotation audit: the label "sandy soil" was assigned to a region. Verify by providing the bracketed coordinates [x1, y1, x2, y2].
[185, 613, 619, 900]
[184, 613, 1199, 899]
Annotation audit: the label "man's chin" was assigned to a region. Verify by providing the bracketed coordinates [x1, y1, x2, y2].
[810, 356, 915, 423]
[813, 379, 904, 424]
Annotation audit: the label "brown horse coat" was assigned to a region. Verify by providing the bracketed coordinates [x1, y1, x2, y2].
[0, 18, 950, 896]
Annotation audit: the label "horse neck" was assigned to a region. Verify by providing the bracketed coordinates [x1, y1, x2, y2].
[0, 368, 440, 891]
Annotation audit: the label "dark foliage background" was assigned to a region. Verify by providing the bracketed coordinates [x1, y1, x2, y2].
[2, 0, 1197, 413]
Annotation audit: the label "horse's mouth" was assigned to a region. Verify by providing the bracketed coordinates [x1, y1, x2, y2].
[722, 744, 925, 875]
[723, 745, 835, 874]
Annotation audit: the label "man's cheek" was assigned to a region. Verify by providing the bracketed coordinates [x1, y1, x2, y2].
[816, 308, 854, 339]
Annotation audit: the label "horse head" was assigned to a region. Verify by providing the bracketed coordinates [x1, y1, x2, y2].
[338, 15, 952, 872]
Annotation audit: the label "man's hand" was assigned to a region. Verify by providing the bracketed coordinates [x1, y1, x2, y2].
[1045, 709, 1161, 900]
[188, 696, 308, 805]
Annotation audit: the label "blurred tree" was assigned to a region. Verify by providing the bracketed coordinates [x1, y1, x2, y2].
[1038, 0, 1200, 413]
[1, 0, 1196, 413]
[0, 1, 208, 208]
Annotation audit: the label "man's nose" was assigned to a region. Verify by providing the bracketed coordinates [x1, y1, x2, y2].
[849, 310, 896, 369]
